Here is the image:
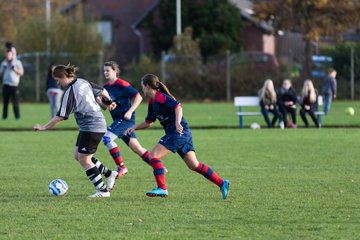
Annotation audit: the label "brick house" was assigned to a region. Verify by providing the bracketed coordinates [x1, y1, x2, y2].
[62, 0, 275, 65]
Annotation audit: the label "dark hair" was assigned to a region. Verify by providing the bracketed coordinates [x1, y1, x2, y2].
[53, 64, 79, 79]
[104, 61, 120, 77]
[5, 42, 13, 50]
[141, 74, 176, 100]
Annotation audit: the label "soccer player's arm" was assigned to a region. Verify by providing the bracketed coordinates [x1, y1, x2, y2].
[123, 86, 142, 120]
[174, 104, 183, 134]
[33, 116, 64, 131]
[100, 88, 116, 111]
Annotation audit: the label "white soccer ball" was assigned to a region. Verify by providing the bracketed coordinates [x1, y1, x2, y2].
[250, 122, 261, 129]
[49, 179, 68, 196]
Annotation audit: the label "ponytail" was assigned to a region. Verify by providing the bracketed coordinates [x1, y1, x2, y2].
[142, 73, 176, 100]
[53, 64, 79, 79]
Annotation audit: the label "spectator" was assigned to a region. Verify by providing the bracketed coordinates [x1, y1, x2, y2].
[278, 79, 297, 128]
[299, 80, 320, 128]
[46, 63, 63, 118]
[258, 79, 279, 128]
[322, 68, 337, 115]
[0, 49, 24, 120]
[5, 42, 17, 59]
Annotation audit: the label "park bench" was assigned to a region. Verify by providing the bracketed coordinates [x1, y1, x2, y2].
[234, 96, 325, 128]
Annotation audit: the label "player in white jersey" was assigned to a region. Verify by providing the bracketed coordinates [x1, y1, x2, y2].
[33, 64, 118, 198]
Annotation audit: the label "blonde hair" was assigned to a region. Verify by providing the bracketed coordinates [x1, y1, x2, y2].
[301, 79, 316, 103]
[53, 64, 79, 79]
[260, 79, 276, 103]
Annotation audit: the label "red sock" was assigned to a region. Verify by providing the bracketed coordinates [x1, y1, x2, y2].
[141, 151, 151, 166]
[109, 147, 123, 166]
[149, 158, 166, 190]
[195, 162, 223, 187]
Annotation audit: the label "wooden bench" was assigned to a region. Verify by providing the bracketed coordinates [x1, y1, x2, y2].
[234, 96, 325, 128]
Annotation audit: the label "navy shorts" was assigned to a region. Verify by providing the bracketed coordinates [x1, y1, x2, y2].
[108, 119, 136, 145]
[159, 130, 195, 158]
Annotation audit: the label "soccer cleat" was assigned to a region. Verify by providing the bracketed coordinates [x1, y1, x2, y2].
[106, 171, 118, 191]
[220, 179, 230, 200]
[146, 188, 168, 198]
[117, 166, 129, 178]
[88, 190, 110, 198]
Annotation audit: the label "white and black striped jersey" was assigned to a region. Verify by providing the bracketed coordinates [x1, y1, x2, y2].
[57, 78, 107, 133]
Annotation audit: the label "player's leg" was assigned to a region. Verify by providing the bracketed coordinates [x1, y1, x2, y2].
[145, 144, 170, 197]
[127, 137, 151, 165]
[76, 131, 112, 197]
[103, 130, 128, 177]
[182, 151, 230, 200]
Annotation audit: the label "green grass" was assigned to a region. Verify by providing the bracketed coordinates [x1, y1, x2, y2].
[0, 100, 360, 130]
[1, 101, 360, 239]
[1, 129, 360, 239]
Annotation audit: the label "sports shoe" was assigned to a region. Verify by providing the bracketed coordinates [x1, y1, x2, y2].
[117, 166, 129, 178]
[146, 188, 168, 198]
[106, 171, 118, 191]
[220, 179, 230, 200]
[88, 190, 110, 198]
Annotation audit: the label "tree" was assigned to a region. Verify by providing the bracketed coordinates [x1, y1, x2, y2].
[255, 0, 360, 77]
[0, 0, 103, 55]
[143, 0, 243, 59]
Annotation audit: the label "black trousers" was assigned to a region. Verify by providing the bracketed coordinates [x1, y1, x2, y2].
[2, 84, 20, 119]
[279, 105, 296, 126]
[300, 107, 319, 127]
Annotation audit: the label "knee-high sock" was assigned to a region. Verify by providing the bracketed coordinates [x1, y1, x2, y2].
[91, 157, 112, 178]
[195, 162, 223, 187]
[109, 147, 124, 167]
[141, 151, 151, 166]
[149, 158, 166, 190]
[85, 166, 107, 191]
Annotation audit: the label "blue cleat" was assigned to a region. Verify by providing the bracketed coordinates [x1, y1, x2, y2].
[220, 179, 230, 200]
[146, 188, 168, 198]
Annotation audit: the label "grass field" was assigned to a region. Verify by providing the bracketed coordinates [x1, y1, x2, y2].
[1, 102, 360, 239]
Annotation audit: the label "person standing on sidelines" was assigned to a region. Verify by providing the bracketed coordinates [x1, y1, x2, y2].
[46, 63, 63, 118]
[0, 49, 24, 120]
[33, 64, 118, 198]
[322, 68, 337, 115]
[99, 61, 155, 177]
[125, 73, 230, 200]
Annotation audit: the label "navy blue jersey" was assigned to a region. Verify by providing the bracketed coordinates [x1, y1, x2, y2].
[146, 91, 189, 134]
[103, 78, 139, 121]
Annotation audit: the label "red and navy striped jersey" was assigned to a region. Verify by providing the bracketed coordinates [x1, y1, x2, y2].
[146, 91, 189, 134]
[103, 78, 139, 121]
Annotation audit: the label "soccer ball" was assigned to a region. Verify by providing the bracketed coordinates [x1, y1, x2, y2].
[250, 122, 260, 129]
[49, 179, 68, 196]
[345, 107, 355, 116]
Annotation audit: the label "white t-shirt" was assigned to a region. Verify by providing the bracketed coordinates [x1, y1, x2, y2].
[1, 59, 23, 86]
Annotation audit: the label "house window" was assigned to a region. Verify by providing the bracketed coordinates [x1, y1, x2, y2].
[96, 21, 112, 45]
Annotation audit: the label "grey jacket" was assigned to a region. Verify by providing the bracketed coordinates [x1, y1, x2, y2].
[322, 75, 337, 95]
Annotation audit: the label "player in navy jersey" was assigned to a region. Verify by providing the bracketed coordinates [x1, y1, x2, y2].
[33, 64, 118, 198]
[99, 61, 156, 178]
[126, 73, 230, 200]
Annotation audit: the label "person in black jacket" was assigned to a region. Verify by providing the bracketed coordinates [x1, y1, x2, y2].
[258, 79, 279, 128]
[278, 79, 297, 128]
[299, 79, 319, 128]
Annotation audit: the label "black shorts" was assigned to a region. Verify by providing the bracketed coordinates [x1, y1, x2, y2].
[75, 131, 105, 154]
